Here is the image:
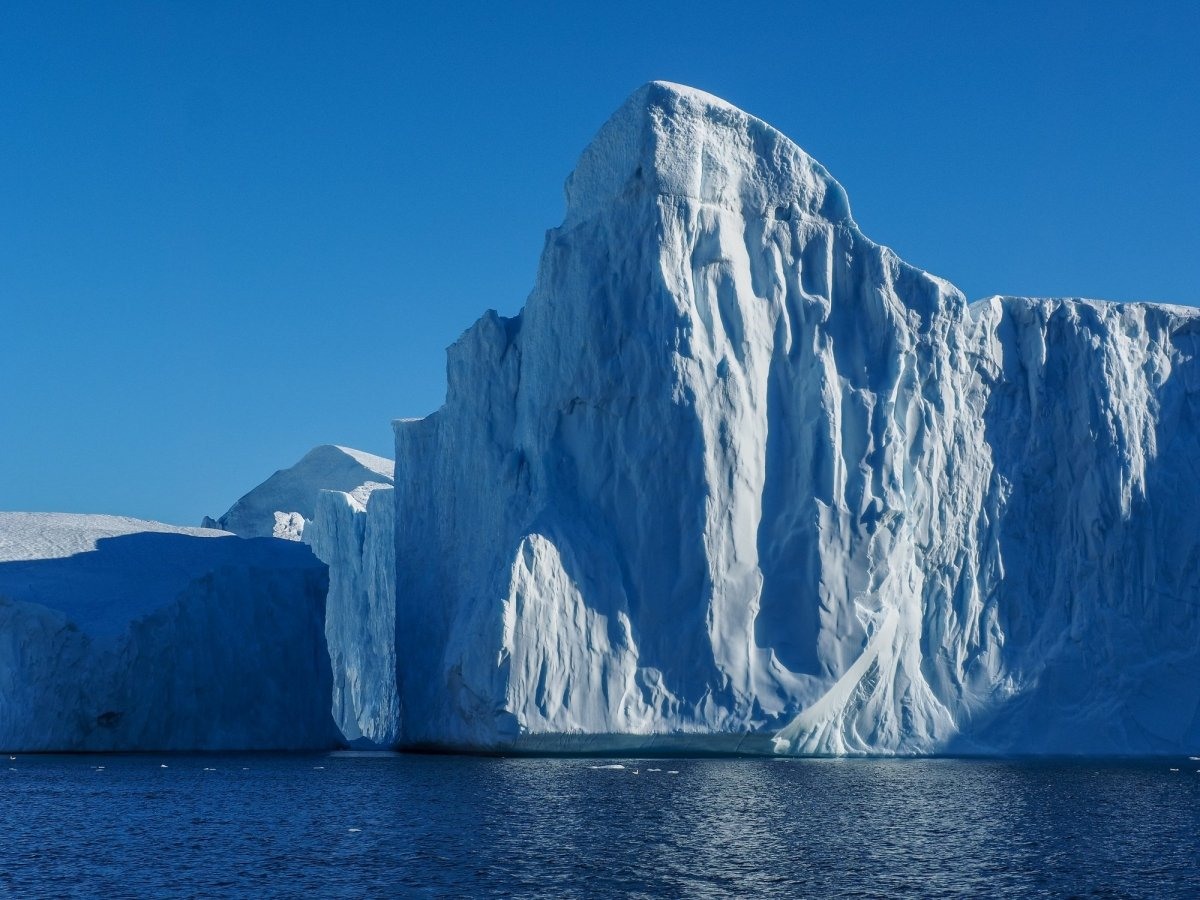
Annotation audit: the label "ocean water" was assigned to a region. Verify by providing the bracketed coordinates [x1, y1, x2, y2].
[1, 753, 1197, 897]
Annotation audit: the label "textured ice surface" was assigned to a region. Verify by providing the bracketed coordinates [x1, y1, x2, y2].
[203, 444, 393, 540]
[0, 513, 340, 751]
[389, 82, 1200, 755]
[305, 484, 399, 745]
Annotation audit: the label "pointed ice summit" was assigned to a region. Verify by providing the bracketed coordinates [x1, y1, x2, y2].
[203, 444, 393, 540]
[562, 82, 852, 229]
[327, 82, 1200, 756]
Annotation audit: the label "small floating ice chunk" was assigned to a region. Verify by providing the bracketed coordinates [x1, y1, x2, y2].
[667, 770, 679, 774]
[588, 764, 625, 770]
[348, 828, 361, 833]
[160, 764, 168, 768]
[1170, 768, 1180, 772]
[647, 768, 662, 772]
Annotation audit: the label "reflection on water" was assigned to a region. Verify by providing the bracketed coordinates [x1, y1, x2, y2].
[1, 754, 1197, 897]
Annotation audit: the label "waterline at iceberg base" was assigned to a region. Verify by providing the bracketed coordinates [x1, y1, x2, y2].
[374, 82, 1200, 757]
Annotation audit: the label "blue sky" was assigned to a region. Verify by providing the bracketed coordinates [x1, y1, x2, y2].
[2, 1, 1197, 525]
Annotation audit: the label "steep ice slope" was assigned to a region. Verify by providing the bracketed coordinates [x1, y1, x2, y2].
[305, 484, 399, 745]
[0, 512, 340, 751]
[392, 81, 1200, 755]
[203, 444, 393, 540]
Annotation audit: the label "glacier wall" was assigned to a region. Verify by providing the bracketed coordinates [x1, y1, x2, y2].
[390, 82, 1200, 755]
[0, 513, 341, 751]
[305, 484, 400, 745]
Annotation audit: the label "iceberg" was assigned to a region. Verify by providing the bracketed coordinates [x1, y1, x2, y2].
[386, 82, 1200, 755]
[0, 512, 340, 751]
[203, 444, 393, 540]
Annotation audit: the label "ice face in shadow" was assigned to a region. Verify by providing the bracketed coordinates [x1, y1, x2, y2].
[0, 513, 340, 751]
[387, 82, 1200, 755]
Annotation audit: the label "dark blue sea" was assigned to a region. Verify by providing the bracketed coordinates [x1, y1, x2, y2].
[1, 753, 1197, 898]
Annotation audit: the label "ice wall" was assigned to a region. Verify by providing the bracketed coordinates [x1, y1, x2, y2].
[305, 484, 399, 745]
[387, 82, 1200, 755]
[0, 513, 340, 751]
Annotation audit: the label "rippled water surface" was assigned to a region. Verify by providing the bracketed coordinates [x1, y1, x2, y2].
[1, 753, 1198, 897]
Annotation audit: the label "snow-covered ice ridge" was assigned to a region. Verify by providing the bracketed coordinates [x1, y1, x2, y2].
[389, 81, 1200, 755]
[0, 513, 340, 751]
[203, 444, 393, 540]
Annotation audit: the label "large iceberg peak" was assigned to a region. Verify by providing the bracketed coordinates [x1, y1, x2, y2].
[387, 83, 1200, 757]
[563, 80, 852, 228]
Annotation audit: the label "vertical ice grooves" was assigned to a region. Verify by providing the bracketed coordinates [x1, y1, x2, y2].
[385, 82, 1200, 756]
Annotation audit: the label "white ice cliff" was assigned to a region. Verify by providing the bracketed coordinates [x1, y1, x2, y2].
[388, 82, 1200, 755]
[203, 444, 393, 540]
[0, 513, 340, 751]
[305, 483, 399, 745]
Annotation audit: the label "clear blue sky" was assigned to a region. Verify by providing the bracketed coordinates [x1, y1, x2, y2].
[2, 1, 1197, 525]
